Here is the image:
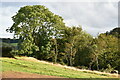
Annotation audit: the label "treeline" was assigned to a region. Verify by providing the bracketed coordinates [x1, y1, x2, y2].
[6, 5, 120, 73]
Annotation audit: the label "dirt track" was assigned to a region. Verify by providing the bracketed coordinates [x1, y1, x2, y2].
[1, 71, 80, 80]
[1, 71, 120, 80]
[2, 71, 62, 78]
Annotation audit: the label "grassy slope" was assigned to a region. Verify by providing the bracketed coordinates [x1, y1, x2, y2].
[0, 57, 117, 78]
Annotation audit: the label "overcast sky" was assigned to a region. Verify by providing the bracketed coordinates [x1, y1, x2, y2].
[0, 1, 119, 38]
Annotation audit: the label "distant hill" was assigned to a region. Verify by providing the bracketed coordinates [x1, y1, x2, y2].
[0, 38, 19, 43]
[106, 27, 120, 38]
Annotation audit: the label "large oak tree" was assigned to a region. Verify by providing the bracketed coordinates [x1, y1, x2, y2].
[7, 5, 65, 59]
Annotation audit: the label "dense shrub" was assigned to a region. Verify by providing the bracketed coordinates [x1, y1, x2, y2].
[0, 42, 15, 58]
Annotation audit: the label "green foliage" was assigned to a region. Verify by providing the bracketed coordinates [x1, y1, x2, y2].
[1, 42, 15, 57]
[73, 30, 93, 67]
[97, 34, 119, 71]
[7, 5, 65, 59]
[106, 27, 120, 38]
[63, 26, 82, 66]
[104, 64, 114, 73]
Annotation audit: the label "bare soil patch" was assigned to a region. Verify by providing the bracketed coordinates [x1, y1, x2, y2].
[2, 71, 62, 78]
[2, 71, 80, 80]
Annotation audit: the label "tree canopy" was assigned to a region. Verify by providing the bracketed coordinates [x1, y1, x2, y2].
[7, 5, 65, 59]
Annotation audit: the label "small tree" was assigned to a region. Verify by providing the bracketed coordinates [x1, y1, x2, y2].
[64, 26, 83, 66]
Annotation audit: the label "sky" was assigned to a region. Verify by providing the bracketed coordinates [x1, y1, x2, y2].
[0, 0, 119, 38]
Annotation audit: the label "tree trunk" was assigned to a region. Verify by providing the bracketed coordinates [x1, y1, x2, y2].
[96, 56, 99, 70]
[54, 38, 58, 63]
[89, 60, 94, 70]
[69, 46, 73, 66]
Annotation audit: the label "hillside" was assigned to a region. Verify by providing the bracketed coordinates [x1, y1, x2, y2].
[0, 57, 119, 78]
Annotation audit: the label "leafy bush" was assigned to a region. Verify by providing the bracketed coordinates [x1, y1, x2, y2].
[0, 42, 15, 57]
[104, 64, 114, 73]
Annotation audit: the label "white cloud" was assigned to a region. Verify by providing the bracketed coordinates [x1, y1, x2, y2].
[42, 2, 118, 36]
[0, 6, 20, 38]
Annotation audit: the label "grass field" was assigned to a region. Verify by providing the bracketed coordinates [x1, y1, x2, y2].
[10, 43, 18, 46]
[0, 57, 119, 78]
